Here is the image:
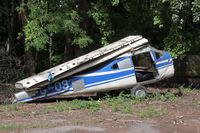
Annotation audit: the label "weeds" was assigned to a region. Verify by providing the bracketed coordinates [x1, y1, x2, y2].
[21, 111, 30, 117]
[103, 92, 136, 106]
[47, 105, 57, 112]
[58, 106, 63, 112]
[152, 92, 179, 102]
[103, 92, 137, 114]
[0, 124, 26, 131]
[1, 92, 181, 118]
[67, 120, 83, 125]
[96, 119, 104, 123]
[122, 103, 134, 114]
[179, 84, 196, 95]
[0, 122, 55, 132]
[112, 106, 119, 112]
[33, 110, 40, 116]
[43, 109, 49, 114]
[12, 104, 18, 111]
[62, 98, 102, 112]
[3, 104, 18, 112]
[47, 105, 64, 112]
[139, 106, 167, 118]
[30, 122, 55, 128]
[3, 105, 11, 111]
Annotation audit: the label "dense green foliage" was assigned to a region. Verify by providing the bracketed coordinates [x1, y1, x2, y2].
[16, 0, 93, 50]
[0, 0, 200, 74]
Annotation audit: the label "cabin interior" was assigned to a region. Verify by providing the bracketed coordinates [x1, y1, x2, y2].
[132, 52, 157, 82]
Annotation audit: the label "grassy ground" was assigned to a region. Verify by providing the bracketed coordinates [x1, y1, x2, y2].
[0, 85, 200, 132]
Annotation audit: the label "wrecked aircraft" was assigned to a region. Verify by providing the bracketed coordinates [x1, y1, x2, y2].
[14, 36, 174, 102]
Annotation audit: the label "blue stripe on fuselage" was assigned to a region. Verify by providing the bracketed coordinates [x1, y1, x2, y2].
[15, 89, 73, 102]
[86, 73, 135, 88]
[74, 68, 135, 85]
[156, 61, 173, 68]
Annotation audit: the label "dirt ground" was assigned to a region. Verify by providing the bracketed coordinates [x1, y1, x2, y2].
[0, 87, 200, 133]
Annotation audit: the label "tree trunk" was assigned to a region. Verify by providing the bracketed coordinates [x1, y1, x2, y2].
[18, 0, 37, 75]
[24, 47, 36, 75]
[49, 33, 52, 67]
[78, 0, 90, 33]
[5, 0, 15, 56]
[64, 34, 73, 61]
[73, 0, 91, 57]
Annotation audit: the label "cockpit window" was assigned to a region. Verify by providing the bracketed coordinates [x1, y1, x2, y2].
[151, 47, 164, 59]
[155, 52, 161, 59]
[112, 58, 132, 69]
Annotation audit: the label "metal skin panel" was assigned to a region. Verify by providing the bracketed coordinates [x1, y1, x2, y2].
[72, 79, 85, 92]
[15, 36, 146, 90]
[14, 56, 136, 102]
[158, 65, 174, 79]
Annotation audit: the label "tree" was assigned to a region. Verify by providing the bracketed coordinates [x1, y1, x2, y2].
[152, 0, 200, 57]
[11, 0, 200, 75]
[16, 0, 93, 73]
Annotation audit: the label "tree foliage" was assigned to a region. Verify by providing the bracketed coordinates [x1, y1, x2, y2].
[0, 0, 200, 74]
[151, 0, 200, 57]
[88, 0, 114, 45]
[16, 0, 93, 51]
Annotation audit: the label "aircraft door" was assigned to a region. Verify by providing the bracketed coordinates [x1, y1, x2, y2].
[149, 48, 174, 79]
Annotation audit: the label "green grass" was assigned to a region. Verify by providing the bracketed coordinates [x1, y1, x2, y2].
[47, 105, 57, 109]
[33, 110, 40, 116]
[67, 120, 83, 125]
[57, 106, 63, 112]
[0, 91, 181, 118]
[0, 124, 26, 131]
[179, 84, 197, 95]
[96, 119, 104, 123]
[139, 106, 167, 118]
[102, 92, 143, 114]
[47, 104, 63, 112]
[12, 104, 18, 111]
[59, 98, 102, 112]
[112, 106, 119, 112]
[152, 92, 179, 102]
[43, 109, 49, 114]
[40, 92, 178, 115]
[21, 111, 30, 117]
[2, 103, 18, 112]
[30, 122, 55, 128]
[121, 103, 135, 114]
[3, 105, 11, 111]
[0, 121, 55, 131]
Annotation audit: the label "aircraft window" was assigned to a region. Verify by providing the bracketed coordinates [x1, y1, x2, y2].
[155, 52, 161, 59]
[112, 63, 119, 69]
[112, 58, 132, 69]
[155, 51, 164, 59]
[150, 47, 164, 59]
